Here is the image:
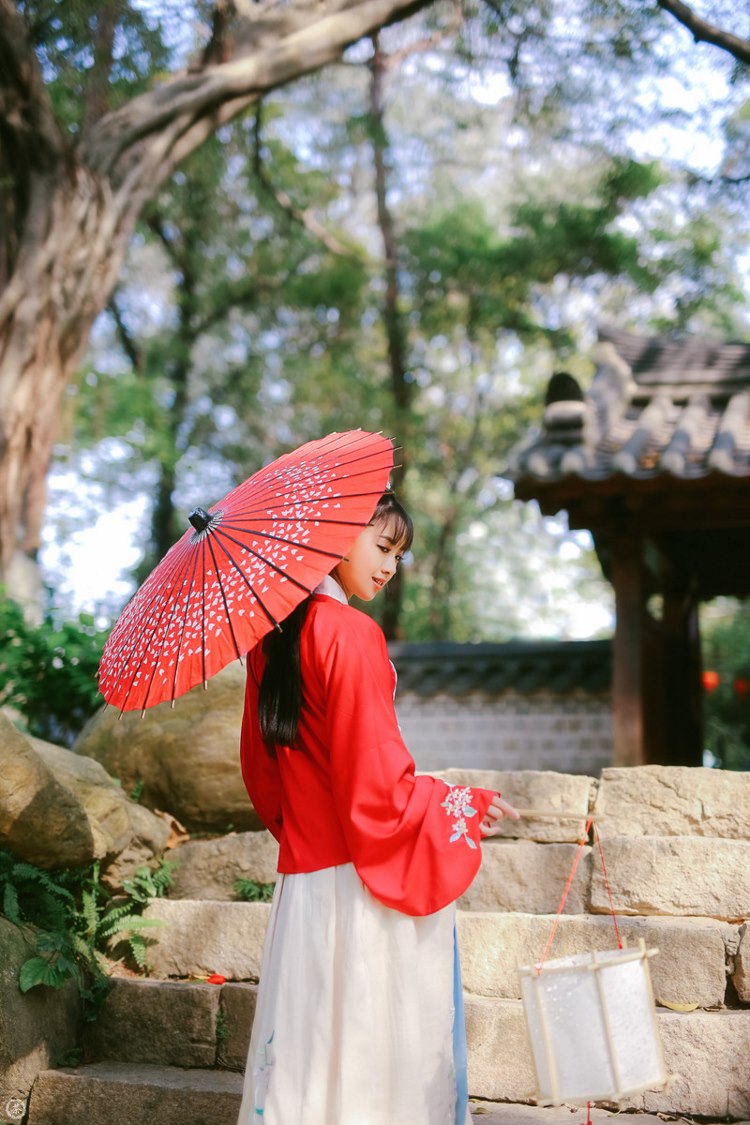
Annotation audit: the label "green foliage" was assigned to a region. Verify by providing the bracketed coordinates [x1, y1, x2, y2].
[0, 595, 109, 746]
[0, 851, 174, 1015]
[702, 605, 750, 771]
[233, 878, 276, 903]
[22, 0, 173, 134]
[42, 3, 749, 644]
[121, 860, 177, 905]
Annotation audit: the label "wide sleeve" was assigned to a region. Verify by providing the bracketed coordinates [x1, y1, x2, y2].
[239, 653, 283, 842]
[319, 610, 498, 916]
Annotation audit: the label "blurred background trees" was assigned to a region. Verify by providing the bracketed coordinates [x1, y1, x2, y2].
[2, 0, 750, 752]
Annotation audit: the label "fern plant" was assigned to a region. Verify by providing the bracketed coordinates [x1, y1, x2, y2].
[0, 851, 175, 1016]
[233, 878, 275, 903]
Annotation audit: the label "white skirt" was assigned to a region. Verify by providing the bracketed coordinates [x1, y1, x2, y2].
[237, 863, 471, 1125]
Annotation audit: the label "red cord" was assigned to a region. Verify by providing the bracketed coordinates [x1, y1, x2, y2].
[537, 814, 622, 972]
[536, 816, 593, 972]
[581, 1101, 592, 1124]
[594, 824, 623, 950]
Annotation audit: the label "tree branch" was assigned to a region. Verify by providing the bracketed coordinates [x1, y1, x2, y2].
[657, 0, 750, 66]
[252, 106, 357, 257]
[108, 292, 143, 373]
[382, 0, 462, 70]
[83, 0, 431, 178]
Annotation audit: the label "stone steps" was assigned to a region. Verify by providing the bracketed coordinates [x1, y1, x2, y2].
[466, 996, 750, 1118]
[85, 977, 256, 1072]
[75, 956, 750, 1119]
[26, 1062, 243, 1125]
[166, 827, 750, 919]
[25, 1061, 706, 1125]
[19, 765, 750, 1123]
[141, 899, 743, 1010]
[468, 1105, 699, 1125]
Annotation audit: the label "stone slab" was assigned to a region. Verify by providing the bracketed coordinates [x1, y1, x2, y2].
[26, 1063, 243, 1125]
[460, 843, 590, 914]
[86, 978, 220, 1067]
[735, 921, 749, 1002]
[624, 1009, 750, 1117]
[595, 765, 750, 839]
[143, 899, 270, 979]
[468, 1103, 692, 1123]
[168, 831, 278, 900]
[219, 983, 257, 1070]
[436, 770, 595, 843]
[465, 996, 536, 1103]
[589, 836, 750, 919]
[457, 912, 733, 1008]
[465, 997, 750, 1117]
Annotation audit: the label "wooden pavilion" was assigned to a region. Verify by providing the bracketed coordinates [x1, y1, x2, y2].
[508, 326, 750, 767]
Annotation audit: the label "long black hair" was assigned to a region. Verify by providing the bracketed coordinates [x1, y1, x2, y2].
[258, 492, 413, 748]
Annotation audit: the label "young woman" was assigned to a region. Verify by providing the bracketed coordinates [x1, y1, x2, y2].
[238, 492, 518, 1125]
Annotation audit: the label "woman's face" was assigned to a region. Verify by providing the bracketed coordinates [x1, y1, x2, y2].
[332, 518, 407, 602]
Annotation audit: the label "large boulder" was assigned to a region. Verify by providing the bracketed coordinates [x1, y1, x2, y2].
[73, 662, 259, 833]
[29, 736, 133, 859]
[100, 801, 173, 891]
[0, 916, 81, 1111]
[0, 714, 171, 872]
[0, 713, 94, 868]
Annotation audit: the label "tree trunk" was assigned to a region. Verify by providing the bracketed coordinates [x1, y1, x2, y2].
[0, 167, 137, 577]
[0, 0, 433, 585]
[370, 35, 412, 639]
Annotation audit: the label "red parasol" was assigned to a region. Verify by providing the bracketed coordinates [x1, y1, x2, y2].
[98, 430, 394, 713]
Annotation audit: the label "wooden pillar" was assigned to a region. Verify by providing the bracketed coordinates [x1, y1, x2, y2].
[642, 608, 668, 764]
[662, 588, 703, 766]
[612, 534, 646, 766]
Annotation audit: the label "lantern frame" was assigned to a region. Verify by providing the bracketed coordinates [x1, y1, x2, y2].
[518, 938, 668, 1106]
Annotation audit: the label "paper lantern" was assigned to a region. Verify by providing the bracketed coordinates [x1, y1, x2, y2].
[518, 940, 667, 1105]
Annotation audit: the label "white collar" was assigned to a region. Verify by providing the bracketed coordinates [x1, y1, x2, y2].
[313, 573, 349, 605]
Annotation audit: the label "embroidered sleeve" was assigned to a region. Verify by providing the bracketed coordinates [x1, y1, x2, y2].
[441, 785, 479, 849]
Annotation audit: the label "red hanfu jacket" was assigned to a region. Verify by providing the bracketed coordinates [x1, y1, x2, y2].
[240, 591, 498, 917]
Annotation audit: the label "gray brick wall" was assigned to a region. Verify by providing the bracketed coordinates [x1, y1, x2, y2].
[395, 689, 612, 774]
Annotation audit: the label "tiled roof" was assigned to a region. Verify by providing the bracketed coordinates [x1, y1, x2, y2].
[509, 327, 750, 487]
[388, 639, 611, 698]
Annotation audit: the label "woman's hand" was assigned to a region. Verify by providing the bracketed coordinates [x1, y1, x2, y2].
[480, 794, 520, 837]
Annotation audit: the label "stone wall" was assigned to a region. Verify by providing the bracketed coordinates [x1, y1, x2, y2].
[397, 688, 613, 774]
